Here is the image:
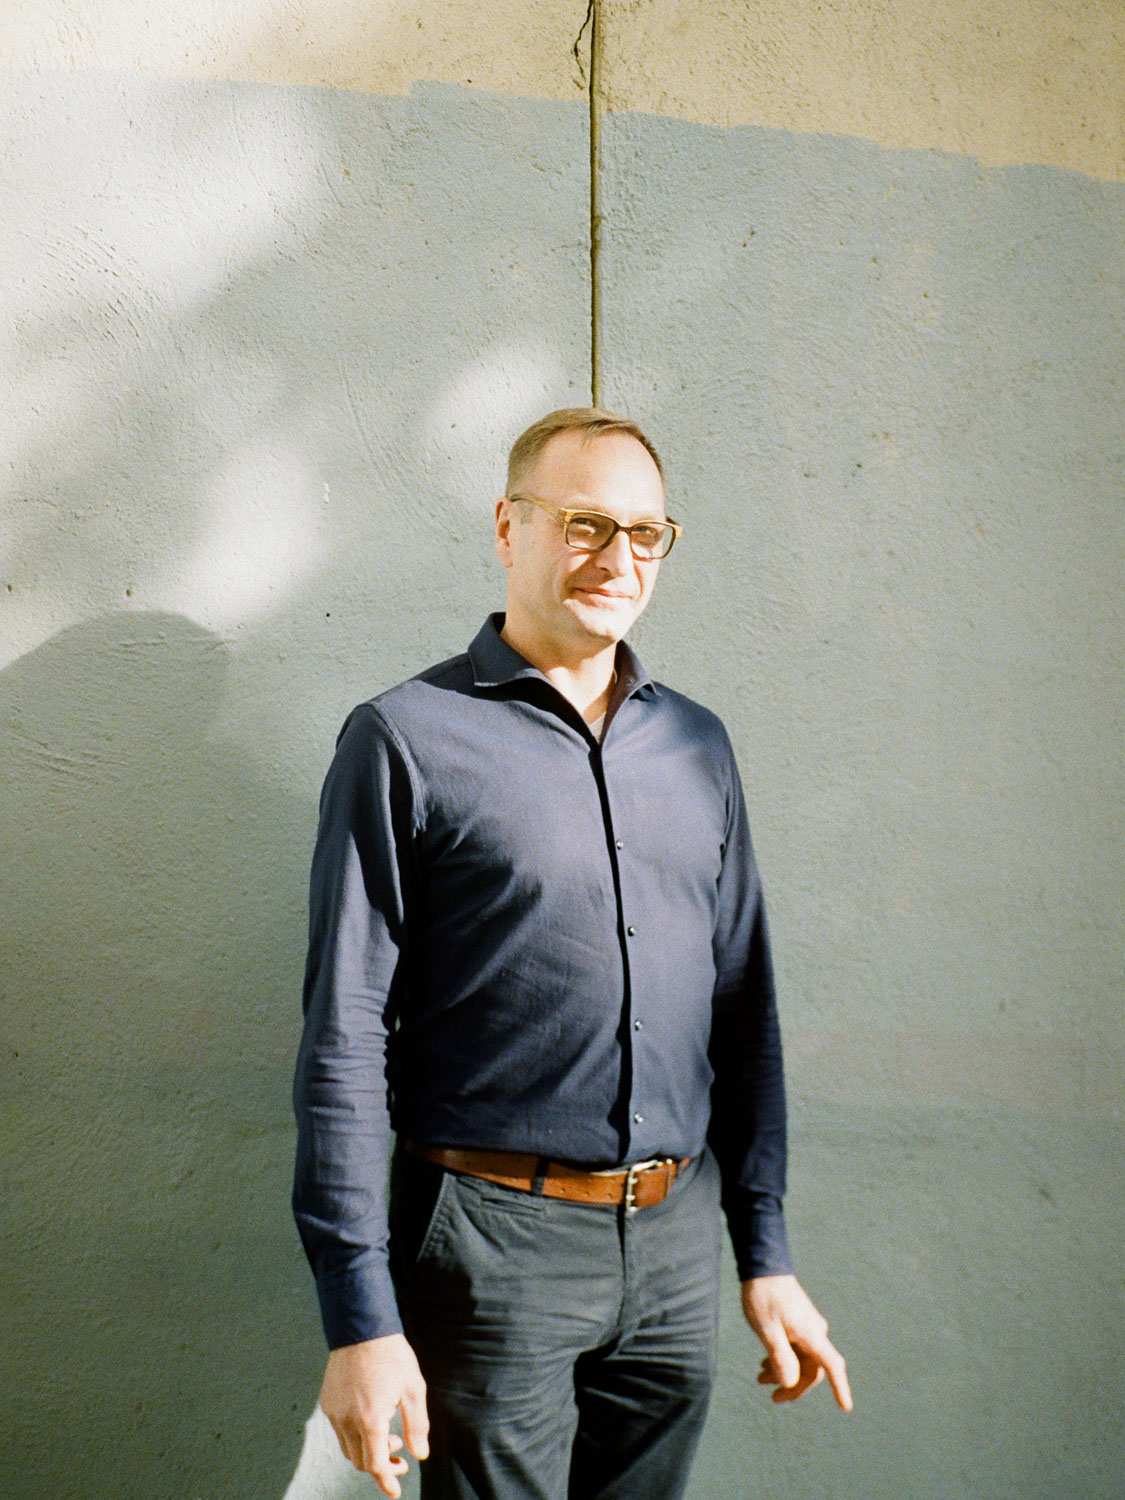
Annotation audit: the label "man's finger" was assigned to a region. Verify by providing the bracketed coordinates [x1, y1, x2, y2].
[400, 1384, 430, 1460]
[759, 1323, 801, 1388]
[772, 1360, 823, 1402]
[368, 1458, 402, 1499]
[386, 1433, 408, 1471]
[792, 1331, 853, 1412]
[360, 1420, 402, 1500]
[786, 1332, 858, 1410]
[817, 1339, 853, 1412]
[330, 1418, 362, 1471]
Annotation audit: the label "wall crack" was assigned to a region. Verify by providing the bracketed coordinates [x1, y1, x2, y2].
[574, 0, 600, 406]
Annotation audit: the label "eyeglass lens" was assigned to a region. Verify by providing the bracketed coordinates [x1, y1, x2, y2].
[565, 513, 675, 559]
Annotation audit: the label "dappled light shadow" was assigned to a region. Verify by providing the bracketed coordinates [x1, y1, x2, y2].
[0, 62, 591, 1499]
[0, 611, 321, 1494]
[3, 26, 1123, 1500]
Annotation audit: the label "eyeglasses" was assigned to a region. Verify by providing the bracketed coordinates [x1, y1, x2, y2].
[507, 493, 682, 560]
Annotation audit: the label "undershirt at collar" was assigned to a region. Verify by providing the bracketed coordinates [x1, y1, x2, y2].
[587, 667, 617, 742]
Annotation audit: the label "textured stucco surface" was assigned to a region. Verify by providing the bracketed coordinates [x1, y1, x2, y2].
[9, 1, 1124, 179]
[0, 67, 590, 1499]
[1, 0, 592, 100]
[598, 109, 1125, 1496]
[598, 0, 1125, 179]
[600, 117, 1125, 1111]
[2, 3, 1124, 1497]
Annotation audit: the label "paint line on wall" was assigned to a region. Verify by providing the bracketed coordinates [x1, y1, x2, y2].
[1, 0, 590, 103]
[8, 1, 1122, 182]
[598, 0, 1125, 183]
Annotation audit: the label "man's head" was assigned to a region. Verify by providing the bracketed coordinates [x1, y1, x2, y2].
[494, 408, 672, 665]
[505, 408, 664, 496]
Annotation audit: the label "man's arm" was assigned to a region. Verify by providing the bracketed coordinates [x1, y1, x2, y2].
[292, 703, 429, 1494]
[707, 736, 850, 1410]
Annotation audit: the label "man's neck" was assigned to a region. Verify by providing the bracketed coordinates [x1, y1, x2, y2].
[499, 616, 619, 722]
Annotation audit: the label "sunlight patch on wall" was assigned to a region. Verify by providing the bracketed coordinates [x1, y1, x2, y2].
[0, 71, 331, 663]
[420, 343, 582, 515]
[148, 442, 328, 633]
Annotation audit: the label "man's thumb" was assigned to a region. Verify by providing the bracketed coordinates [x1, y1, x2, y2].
[400, 1386, 430, 1460]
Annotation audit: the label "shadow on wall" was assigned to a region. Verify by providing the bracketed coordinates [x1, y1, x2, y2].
[0, 611, 323, 1498]
[1, 68, 591, 1500]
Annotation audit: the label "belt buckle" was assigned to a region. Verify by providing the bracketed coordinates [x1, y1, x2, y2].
[623, 1157, 666, 1214]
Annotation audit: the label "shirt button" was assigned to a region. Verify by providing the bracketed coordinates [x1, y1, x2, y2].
[633, 1112, 644, 1124]
[615, 839, 623, 849]
[626, 925, 636, 936]
[633, 1019, 643, 1031]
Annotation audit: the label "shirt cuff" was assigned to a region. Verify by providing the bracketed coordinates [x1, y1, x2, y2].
[722, 1187, 794, 1282]
[316, 1263, 404, 1349]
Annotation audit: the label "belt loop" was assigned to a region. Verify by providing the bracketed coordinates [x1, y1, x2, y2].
[531, 1157, 549, 1196]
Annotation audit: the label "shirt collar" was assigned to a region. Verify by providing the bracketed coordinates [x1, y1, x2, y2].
[468, 613, 657, 700]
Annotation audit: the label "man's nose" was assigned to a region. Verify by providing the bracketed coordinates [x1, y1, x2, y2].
[596, 528, 634, 573]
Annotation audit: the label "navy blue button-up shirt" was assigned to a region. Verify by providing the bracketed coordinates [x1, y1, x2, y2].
[293, 615, 791, 1348]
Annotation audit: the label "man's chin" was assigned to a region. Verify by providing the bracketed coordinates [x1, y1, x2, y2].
[566, 599, 636, 642]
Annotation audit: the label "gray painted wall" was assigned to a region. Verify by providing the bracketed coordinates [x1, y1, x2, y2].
[2, 31, 1123, 1500]
[602, 115, 1124, 1103]
[601, 113, 1125, 1498]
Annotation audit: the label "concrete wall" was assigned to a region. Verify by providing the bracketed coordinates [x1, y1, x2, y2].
[2, 4, 1122, 1497]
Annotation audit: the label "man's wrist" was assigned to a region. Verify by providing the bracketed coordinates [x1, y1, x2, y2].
[719, 1179, 792, 1281]
[318, 1268, 404, 1350]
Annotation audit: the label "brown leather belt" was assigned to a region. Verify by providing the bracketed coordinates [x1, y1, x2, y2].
[403, 1141, 692, 1211]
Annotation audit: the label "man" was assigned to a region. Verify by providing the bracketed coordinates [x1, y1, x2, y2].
[293, 408, 850, 1500]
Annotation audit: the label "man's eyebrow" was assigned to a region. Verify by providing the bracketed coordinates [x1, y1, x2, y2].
[564, 499, 668, 521]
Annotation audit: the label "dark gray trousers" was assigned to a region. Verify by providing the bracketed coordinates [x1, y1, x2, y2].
[389, 1148, 723, 1500]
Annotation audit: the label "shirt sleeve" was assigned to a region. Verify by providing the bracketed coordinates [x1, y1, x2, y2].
[292, 702, 421, 1348]
[707, 737, 794, 1282]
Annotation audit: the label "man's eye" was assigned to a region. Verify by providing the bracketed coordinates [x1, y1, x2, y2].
[569, 515, 609, 541]
[631, 527, 669, 553]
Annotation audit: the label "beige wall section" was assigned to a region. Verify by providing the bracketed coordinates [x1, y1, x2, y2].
[7, 1, 1122, 179]
[599, 0, 1125, 181]
[0, 0, 589, 99]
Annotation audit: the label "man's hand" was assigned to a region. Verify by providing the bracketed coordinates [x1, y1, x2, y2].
[318, 1333, 429, 1498]
[741, 1274, 852, 1412]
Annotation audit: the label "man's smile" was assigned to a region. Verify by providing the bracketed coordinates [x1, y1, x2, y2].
[570, 585, 636, 602]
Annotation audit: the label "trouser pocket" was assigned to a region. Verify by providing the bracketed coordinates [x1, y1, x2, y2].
[388, 1143, 452, 1279]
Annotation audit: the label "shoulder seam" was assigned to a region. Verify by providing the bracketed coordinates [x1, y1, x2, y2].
[418, 655, 470, 688]
[356, 700, 428, 833]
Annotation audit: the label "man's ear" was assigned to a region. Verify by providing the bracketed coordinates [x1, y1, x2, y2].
[494, 496, 515, 569]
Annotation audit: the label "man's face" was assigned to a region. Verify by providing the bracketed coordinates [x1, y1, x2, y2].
[494, 429, 667, 658]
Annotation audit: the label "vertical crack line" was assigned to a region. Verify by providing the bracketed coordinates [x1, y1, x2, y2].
[575, 0, 600, 407]
[589, 0, 600, 407]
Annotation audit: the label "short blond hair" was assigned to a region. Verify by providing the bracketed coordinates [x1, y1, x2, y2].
[506, 407, 664, 496]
